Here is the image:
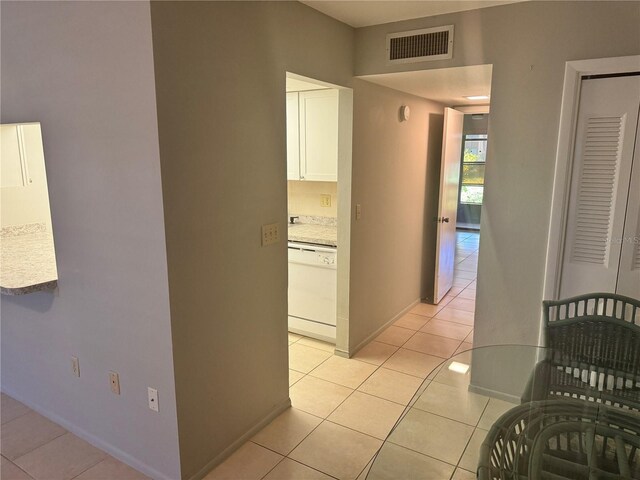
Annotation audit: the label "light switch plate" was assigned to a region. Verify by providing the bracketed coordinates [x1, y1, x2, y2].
[261, 223, 279, 246]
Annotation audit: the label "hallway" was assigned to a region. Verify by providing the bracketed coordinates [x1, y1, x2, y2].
[208, 231, 511, 480]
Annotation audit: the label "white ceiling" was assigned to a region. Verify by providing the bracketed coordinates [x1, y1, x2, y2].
[300, 1, 525, 28]
[359, 64, 492, 105]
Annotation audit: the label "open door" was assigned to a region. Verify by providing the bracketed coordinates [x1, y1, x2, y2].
[433, 108, 464, 303]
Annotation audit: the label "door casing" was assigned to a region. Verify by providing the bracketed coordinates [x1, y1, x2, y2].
[542, 55, 640, 345]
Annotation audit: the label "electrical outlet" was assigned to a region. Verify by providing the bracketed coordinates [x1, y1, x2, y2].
[148, 387, 159, 412]
[71, 356, 80, 377]
[109, 371, 120, 395]
[320, 194, 331, 207]
[261, 223, 279, 246]
[356, 204, 362, 220]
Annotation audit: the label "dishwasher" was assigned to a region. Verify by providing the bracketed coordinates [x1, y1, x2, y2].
[288, 242, 337, 342]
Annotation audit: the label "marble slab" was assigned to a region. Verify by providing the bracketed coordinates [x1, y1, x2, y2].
[288, 223, 337, 247]
[1, 223, 58, 295]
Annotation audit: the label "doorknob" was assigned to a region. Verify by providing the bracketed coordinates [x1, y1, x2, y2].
[434, 217, 450, 223]
[442, 217, 450, 223]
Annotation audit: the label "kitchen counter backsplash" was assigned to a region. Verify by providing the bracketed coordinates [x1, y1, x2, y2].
[288, 215, 337, 247]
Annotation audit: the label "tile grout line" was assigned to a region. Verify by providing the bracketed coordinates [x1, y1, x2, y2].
[282, 231, 480, 479]
[10, 429, 68, 465]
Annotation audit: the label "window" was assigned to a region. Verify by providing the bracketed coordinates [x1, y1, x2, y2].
[459, 134, 487, 205]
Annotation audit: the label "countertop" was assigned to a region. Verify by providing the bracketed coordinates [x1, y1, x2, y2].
[1, 223, 58, 295]
[288, 216, 337, 247]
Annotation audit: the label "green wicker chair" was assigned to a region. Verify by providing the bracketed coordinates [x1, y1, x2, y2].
[477, 400, 640, 480]
[478, 293, 640, 480]
[523, 292, 640, 410]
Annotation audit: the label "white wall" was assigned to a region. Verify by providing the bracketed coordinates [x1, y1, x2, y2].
[0, 3, 180, 479]
[348, 79, 446, 352]
[355, 0, 640, 347]
[149, 2, 354, 478]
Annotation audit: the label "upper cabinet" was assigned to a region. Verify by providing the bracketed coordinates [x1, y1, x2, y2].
[287, 89, 338, 182]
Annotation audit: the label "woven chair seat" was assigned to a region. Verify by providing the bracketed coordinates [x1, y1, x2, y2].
[478, 400, 640, 480]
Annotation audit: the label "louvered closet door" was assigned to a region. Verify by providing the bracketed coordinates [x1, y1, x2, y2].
[559, 75, 640, 299]
[616, 108, 640, 298]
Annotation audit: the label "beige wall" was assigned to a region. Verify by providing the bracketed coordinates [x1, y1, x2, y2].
[355, 1, 640, 348]
[288, 180, 338, 217]
[0, 2, 181, 478]
[348, 79, 446, 351]
[149, 2, 354, 478]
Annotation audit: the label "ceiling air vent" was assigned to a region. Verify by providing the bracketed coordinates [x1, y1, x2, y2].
[386, 25, 454, 65]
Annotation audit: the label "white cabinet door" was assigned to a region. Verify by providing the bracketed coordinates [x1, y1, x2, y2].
[0, 125, 26, 188]
[286, 92, 300, 181]
[299, 89, 338, 181]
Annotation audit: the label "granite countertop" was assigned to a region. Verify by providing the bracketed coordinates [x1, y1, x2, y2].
[1, 223, 58, 295]
[287, 215, 337, 247]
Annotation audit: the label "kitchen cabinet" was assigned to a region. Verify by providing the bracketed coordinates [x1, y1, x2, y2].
[286, 89, 338, 181]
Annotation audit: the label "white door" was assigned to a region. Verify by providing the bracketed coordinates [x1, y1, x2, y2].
[299, 89, 338, 181]
[560, 74, 640, 298]
[286, 92, 300, 180]
[616, 108, 640, 298]
[434, 107, 464, 303]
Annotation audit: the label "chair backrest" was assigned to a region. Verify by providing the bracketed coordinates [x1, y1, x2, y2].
[541, 293, 640, 408]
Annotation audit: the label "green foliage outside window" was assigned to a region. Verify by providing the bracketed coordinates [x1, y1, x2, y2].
[460, 136, 487, 205]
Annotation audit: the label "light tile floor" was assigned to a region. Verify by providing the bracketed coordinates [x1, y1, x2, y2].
[0, 394, 149, 480]
[1, 232, 497, 480]
[208, 231, 514, 480]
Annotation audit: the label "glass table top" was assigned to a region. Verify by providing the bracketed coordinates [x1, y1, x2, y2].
[365, 344, 640, 480]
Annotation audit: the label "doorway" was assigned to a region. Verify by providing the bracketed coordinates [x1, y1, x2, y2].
[456, 114, 489, 231]
[356, 64, 493, 353]
[284, 71, 354, 374]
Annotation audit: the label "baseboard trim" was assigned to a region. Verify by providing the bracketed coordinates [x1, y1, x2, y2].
[187, 397, 292, 480]
[0, 387, 176, 480]
[347, 298, 421, 358]
[468, 383, 521, 404]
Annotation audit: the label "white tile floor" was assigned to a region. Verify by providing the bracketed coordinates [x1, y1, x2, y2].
[0, 394, 149, 480]
[208, 231, 511, 480]
[1, 232, 495, 480]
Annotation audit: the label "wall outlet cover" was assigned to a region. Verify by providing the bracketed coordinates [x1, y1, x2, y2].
[148, 387, 159, 412]
[261, 223, 279, 246]
[109, 371, 120, 395]
[320, 194, 331, 207]
[71, 356, 80, 377]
